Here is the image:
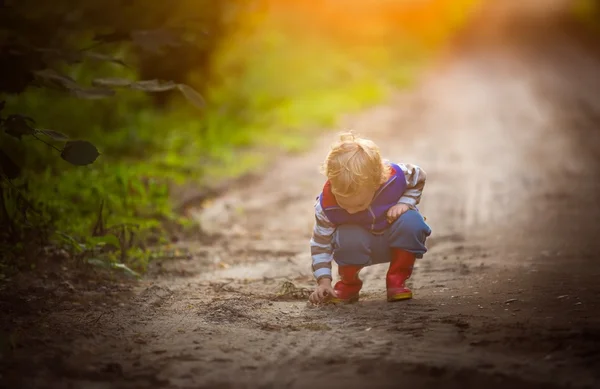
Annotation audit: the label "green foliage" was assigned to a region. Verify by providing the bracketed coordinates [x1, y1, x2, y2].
[0, 0, 478, 275]
[0, 0, 242, 272]
[203, 7, 425, 156]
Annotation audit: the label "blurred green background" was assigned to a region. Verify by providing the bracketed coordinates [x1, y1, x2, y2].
[0, 0, 490, 273]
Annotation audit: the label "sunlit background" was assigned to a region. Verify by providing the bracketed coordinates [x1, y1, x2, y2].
[0, 0, 597, 273]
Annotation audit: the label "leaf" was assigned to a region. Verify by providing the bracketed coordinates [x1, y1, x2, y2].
[34, 69, 115, 99]
[70, 88, 116, 99]
[92, 77, 133, 88]
[113, 263, 140, 278]
[83, 52, 127, 67]
[0, 101, 5, 113]
[129, 79, 178, 92]
[37, 129, 69, 141]
[2, 115, 36, 139]
[131, 29, 181, 54]
[61, 140, 100, 166]
[55, 231, 84, 253]
[0, 149, 20, 179]
[177, 84, 205, 108]
[35, 48, 126, 67]
[11, 114, 35, 124]
[87, 234, 120, 248]
[33, 69, 80, 91]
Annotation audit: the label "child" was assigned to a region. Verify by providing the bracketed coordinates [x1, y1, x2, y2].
[309, 132, 431, 304]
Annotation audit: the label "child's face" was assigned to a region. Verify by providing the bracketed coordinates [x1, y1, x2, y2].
[334, 187, 376, 214]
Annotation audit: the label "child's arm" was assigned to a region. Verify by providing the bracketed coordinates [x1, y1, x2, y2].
[397, 163, 427, 207]
[309, 201, 336, 282]
[308, 201, 337, 303]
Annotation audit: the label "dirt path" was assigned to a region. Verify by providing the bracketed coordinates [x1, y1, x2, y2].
[3, 1, 600, 388]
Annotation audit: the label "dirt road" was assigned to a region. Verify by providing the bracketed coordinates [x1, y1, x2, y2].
[3, 1, 600, 388]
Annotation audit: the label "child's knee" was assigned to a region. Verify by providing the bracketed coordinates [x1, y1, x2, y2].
[391, 210, 431, 241]
[334, 225, 372, 266]
[335, 225, 371, 252]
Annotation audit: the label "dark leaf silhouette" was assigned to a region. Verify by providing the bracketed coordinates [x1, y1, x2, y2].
[0, 149, 21, 179]
[2, 115, 36, 139]
[34, 69, 115, 99]
[61, 140, 100, 166]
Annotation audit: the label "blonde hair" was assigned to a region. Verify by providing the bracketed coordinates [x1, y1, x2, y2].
[321, 131, 390, 197]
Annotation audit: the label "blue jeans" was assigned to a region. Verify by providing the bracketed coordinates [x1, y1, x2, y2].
[332, 210, 431, 266]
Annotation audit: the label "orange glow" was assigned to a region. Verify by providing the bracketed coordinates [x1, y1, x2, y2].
[260, 0, 482, 48]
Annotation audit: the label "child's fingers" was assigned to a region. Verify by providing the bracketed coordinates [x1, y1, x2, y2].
[313, 292, 323, 304]
[387, 210, 398, 222]
[317, 289, 327, 300]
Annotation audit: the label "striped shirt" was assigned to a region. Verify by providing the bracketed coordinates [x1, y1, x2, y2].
[310, 163, 426, 282]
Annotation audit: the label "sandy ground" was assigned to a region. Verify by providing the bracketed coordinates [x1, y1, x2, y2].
[2, 1, 600, 388]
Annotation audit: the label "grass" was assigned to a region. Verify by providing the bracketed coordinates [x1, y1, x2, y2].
[1, 1, 479, 275]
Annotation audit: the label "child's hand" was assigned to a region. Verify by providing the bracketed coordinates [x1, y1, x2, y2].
[309, 278, 336, 304]
[387, 203, 410, 223]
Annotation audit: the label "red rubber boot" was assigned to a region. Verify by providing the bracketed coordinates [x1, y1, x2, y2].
[386, 249, 416, 302]
[331, 265, 363, 303]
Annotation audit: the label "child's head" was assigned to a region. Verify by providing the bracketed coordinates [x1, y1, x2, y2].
[321, 132, 390, 214]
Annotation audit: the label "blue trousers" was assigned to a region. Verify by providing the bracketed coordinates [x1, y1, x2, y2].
[332, 210, 431, 266]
